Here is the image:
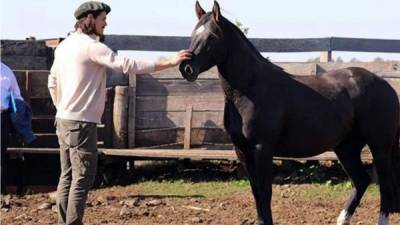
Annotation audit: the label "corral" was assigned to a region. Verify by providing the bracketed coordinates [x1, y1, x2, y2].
[1, 36, 400, 193]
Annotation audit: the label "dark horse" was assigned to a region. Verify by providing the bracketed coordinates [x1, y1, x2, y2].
[180, 2, 400, 225]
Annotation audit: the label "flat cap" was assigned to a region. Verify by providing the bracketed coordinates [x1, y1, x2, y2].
[74, 1, 111, 19]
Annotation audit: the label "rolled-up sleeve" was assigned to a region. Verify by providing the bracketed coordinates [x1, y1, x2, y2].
[88, 42, 155, 75]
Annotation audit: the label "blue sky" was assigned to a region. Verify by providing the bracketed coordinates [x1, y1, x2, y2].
[1, 0, 399, 61]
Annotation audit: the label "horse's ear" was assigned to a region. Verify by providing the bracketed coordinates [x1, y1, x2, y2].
[195, 1, 205, 20]
[212, 1, 221, 22]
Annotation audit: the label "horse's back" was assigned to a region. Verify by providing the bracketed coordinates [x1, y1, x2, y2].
[276, 67, 398, 156]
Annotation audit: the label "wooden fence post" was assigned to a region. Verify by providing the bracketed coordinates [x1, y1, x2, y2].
[102, 87, 114, 148]
[184, 105, 193, 149]
[128, 74, 137, 148]
[113, 86, 129, 148]
[25, 71, 31, 106]
[320, 51, 332, 63]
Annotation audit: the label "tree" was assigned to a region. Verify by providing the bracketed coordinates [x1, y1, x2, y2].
[350, 58, 359, 62]
[335, 57, 344, 63]
[373, 57, 384, 62]
[234, 20, 249, 36]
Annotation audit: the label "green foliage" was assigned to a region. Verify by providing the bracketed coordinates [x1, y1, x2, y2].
[234, 19, 249, 35]
[296, 164, 328, 183]
[303, 182, 380, 198]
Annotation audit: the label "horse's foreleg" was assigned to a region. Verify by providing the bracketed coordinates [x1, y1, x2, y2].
[240, 144, 274, 225]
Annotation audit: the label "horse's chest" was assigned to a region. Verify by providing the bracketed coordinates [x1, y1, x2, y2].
[223, 99, 255, 143]
[223, 97, 282, 145]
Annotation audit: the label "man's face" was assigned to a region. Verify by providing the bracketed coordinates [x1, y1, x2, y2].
[94, 11, 107, 35]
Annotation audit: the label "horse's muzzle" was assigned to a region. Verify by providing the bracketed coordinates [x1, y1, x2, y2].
[179, 60, 198, 82]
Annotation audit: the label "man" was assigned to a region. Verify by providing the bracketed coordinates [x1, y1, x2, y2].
[48, 1, 191, 225]
[1, 62, 24, 194]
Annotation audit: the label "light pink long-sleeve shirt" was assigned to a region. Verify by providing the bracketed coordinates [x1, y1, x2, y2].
[48, 32, 154, 123]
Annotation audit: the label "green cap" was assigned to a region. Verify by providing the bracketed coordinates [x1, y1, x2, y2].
[74, 1, 111, 19]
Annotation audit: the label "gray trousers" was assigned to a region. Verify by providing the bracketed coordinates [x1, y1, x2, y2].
[56, 119, 98, 225]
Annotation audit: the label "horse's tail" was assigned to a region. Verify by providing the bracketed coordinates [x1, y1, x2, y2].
[384, 126, 400, 213]
[391, 127, 400, 213]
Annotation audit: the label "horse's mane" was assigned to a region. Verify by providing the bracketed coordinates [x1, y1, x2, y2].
[220, 17, 285, 73]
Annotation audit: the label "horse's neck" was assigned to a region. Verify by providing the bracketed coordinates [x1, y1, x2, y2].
[217, 35, 278, 100]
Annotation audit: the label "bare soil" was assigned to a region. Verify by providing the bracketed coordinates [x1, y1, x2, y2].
[1, 160, 399, 225]
[1, 186, 400, 225]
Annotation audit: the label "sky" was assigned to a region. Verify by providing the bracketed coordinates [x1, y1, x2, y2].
[1, 0, 399, 62]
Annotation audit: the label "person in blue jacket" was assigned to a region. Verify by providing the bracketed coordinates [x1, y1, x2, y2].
[1, 62, 36, 194]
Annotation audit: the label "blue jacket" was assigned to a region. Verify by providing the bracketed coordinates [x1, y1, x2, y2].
[9, 98, 36, 145]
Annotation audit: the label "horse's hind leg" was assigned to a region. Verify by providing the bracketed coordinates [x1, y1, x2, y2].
[334, 136, 370, 225]
[368, 137, 400, 225]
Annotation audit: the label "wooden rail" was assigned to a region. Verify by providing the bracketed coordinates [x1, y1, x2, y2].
[105, 35, 400, 62]
[6, 147, 373, 161]
[7, 37, 400, 161]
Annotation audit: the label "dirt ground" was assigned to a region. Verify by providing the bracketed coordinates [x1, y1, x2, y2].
[1, 185, 399, 225]
[1, 161, 400, 225]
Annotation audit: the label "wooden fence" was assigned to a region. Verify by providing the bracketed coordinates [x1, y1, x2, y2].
[5, 36, 400, 161]
[104, 35, 400, 62]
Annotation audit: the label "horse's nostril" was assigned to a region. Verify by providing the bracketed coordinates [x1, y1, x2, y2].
[184, 65, 193, 75]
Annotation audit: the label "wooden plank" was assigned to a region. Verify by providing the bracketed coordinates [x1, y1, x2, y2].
[137, 73, 219, 80]
[11, 133, 59, 148]
[100, 149, 373, 161]
[105, 35, 333, 52]
[1, 56, 49, 70]
[25, 71, 31, 105]
[28, 71, 50, 98]
[32, 117, 55, 133]
[100, 88, 114, 148]
[251, 37, 332, 52]
[320, 51, 332, 63]
[113, 86, 129, 148]
[105, 35, 191, 52]
[136, 62, 398, 80]
[102, 149, 237, 160]
[278, 63, 317, 75]
[14, 70, 50, 98]
[128, 74, 137, 148]
[135, 128, 183, 147]
[7, 148, 60, 154]
[135, 111, 224, 129]
[136, 95, 225, 112]
[138, 63, 318, 80]
[135, 128, 231, 147]
[13, 71, 27, 98]
[145, 66, 220, 79]
[184, 105, 193, 149]
[136, 79, 223, 96]
[331, 37, 400, 53]
[30, 98, 56, 116]
[1, 40, 50, 56]
[316, 62, 400, 76]
[6, 147, 373, 161]
[105, 35, 400, 53]
[44, 38, 64, 48]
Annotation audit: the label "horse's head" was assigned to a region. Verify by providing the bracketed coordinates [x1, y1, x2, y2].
[180, 1, 228, 82]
